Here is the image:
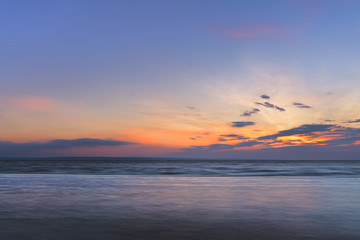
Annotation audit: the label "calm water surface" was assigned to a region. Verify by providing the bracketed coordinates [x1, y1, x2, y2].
[1, 174, 360, 239]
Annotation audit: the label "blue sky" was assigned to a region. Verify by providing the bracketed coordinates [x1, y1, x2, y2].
[1, 0, 360, 159]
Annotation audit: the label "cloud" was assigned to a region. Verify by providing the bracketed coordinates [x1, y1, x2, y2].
[221, 134, 241, 138]
[258, 124, 336, 140]
[219, 134, 249, 141]
[174, 125, 360, 160]
[186, 106, 196, 110]
[234, 141, 261, 147]
[289, 0, 352, 21]
[231, 122, 255, 128]
[255, 102, 286, 111]
[210, 24, 286, 39]
[0, 138, 135, 157]
[218, 138, 228, 142]
[347, 119, 360, 123]
[293, 102, 312, 109]
[190, 135, 204, 141]
[289, 0, 325, 20]
[173, 143, 360, 160]
[261, 94, 270, 99]
[324, 136, 360, 146]
[275, 106, 285, 111]
[294, 126, 360, 146]
[188, 140, 262, 151]
[331, 126, 360, 137]
[7, 96, 58, 111]
[240, 108, 260, 117]
[220, 134, 248, 140]
[207, 144, 235, 150]
[211, 1, 353, 41]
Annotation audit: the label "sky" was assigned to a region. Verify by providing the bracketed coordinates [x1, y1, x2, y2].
[1, 0, 360, 159]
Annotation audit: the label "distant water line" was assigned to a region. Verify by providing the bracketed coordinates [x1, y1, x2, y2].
[1, 159, 360, 176]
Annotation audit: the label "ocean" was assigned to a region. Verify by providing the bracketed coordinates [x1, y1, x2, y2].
[1, 159, 360, 240]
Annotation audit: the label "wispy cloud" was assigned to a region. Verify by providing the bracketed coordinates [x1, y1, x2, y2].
[231, 121, 255, 128]
[255, 102, 286, 111]
[185, 106, 196, 110]
[175, 124, 360, 159]
[289, 0, 326, 20]
[220, 134, 241, 138]
[293, 102, 312, 109]
[175, 143, 360, 160]
[7, 96, 58, 111]
[218, 137, 228, 142]
[218, 134, 249, 141]
[187, 140, 262, 151]
[240, 108, 260, 117]
[347, 119, 360, 123]
[211, 1, 353, 41]
[258, 124, 335, 140]
[261, 94, 270, 99]
[0, 138, 135, 157]
[289, 0, 352, 21]
[220, 134, 248, 139]
[319, 126, 360, 145]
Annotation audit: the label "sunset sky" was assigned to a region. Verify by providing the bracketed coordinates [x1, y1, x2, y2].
[1, 0, 360, 159]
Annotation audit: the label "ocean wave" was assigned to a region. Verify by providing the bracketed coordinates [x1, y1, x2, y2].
[1, 159, 360, 177]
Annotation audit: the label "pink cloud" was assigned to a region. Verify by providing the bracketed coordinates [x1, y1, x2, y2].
[290, 0, 353, 20]
[211, 0, 353, 40]
[290, 0, 324, 20]
[7, 96, 58, 111]
[210, 24, 287, 39]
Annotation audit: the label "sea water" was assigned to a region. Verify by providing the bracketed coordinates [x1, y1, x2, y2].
[1, 159, 360, 240]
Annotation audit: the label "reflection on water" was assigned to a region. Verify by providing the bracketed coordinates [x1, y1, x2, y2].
[1, 175, 360, 240]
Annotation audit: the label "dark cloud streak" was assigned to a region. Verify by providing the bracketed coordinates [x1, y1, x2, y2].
[293, 102, 311, 109]
[241, 108, 260, 117]
[219, 134, 249, 141]
[0, 138, 135, 157]
[255, 102, 285, 111]
[220, 134, 240, 138]
[347, 119, 360, 123]
[231, 122, 255, 128]
[188, 140, 262, 151]
[258, 124, 336, 140]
